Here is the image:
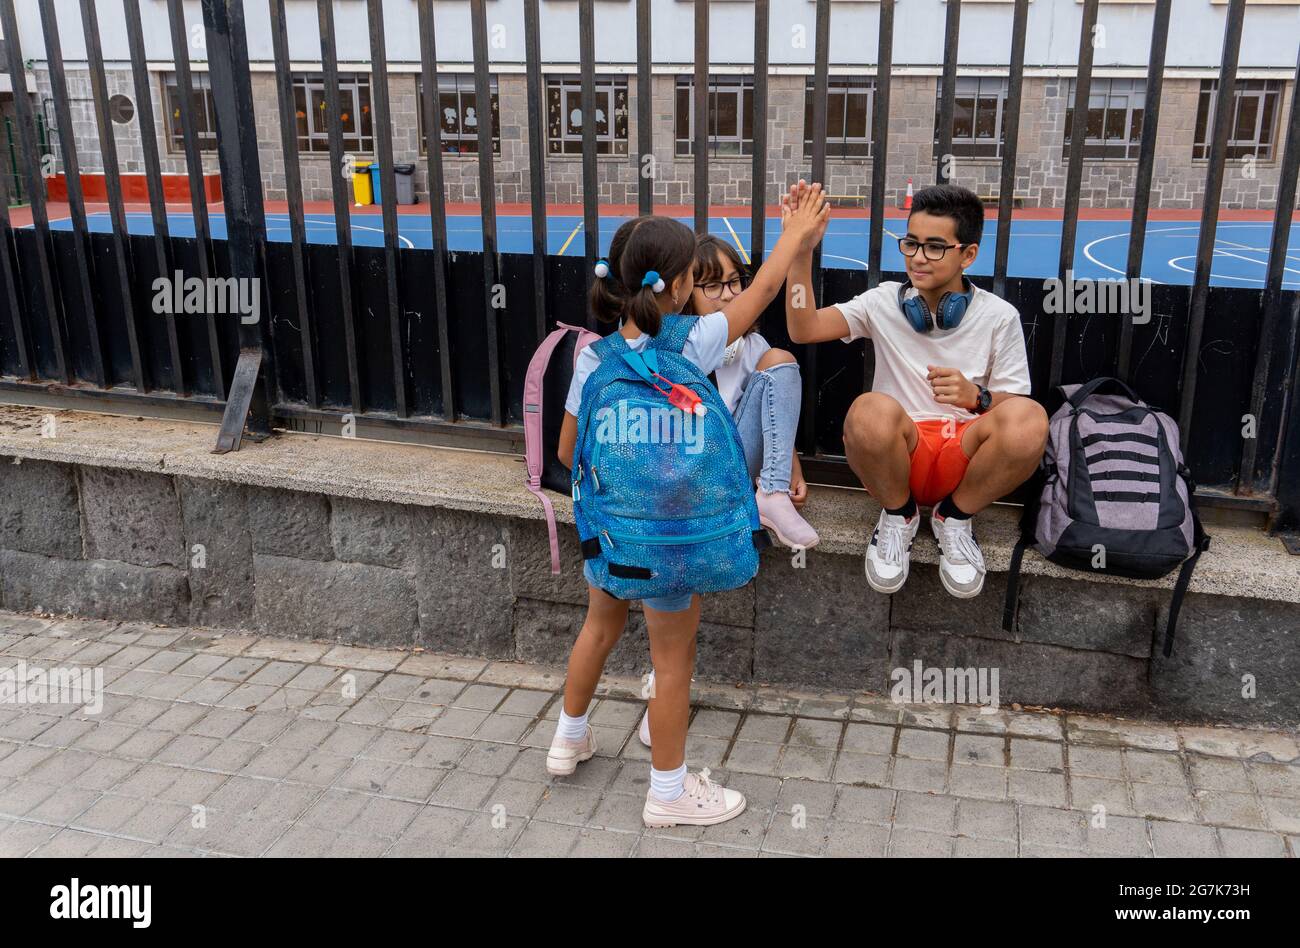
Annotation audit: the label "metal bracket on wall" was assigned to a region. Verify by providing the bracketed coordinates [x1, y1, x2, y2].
[212, 349, 268, 454]
[1281, 534, 1300, 556]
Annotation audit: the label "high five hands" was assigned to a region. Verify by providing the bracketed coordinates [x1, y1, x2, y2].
[780, 179, 831, 253]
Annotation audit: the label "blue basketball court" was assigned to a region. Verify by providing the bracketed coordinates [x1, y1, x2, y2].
[44, 208, 1300, 289]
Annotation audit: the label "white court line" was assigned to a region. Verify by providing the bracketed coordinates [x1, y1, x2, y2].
[721, 217, 751, 266]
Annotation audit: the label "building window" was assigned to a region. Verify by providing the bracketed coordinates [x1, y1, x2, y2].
[162, 73, 217, 152]
[934, 77, 1008, 159]
[1063, 78, 1145, 160]
[546, 77, 629, 155]
[418, 74, 501, 156]
[675, 76, 754, 157]
[805, 78, 874, 159]
[293, 73, 373, 154]
[1194, 79, 1283, 161]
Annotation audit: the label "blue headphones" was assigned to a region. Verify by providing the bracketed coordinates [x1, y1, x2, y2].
[897, 277, 975, 333]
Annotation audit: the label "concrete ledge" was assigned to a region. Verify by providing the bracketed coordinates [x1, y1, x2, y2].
[2, 405, 1294, 604]
[2, 404, 1298, 727]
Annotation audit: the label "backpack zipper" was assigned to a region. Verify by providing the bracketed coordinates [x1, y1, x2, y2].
[605, 520, 748, 546]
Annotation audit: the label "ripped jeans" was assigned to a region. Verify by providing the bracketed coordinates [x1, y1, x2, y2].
[730, 361, 801, 494]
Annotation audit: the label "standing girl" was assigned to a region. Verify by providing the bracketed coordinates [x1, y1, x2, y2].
[549, 192, 828, 828]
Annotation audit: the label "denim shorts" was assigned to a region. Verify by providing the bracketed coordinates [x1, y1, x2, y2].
[583, 562, 694, 613]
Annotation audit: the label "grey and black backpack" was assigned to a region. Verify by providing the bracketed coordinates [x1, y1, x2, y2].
[1002, 378, 1210, 656]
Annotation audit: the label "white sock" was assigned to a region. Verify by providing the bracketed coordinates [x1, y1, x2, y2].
[556, 709, 588, 742]
[649, 763, 687, 803]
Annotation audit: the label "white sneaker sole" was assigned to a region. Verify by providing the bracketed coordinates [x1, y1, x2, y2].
[864, 557, 908, 595]
[759, 516, 820, 551]
[937, 565, 985, 599]
[642, 796, 747, 829]
[546, 748, 593, 776]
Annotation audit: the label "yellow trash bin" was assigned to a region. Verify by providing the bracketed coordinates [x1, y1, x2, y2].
[352, 160, 374, 206]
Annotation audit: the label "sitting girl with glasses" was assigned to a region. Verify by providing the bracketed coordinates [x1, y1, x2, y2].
[681, 225, 821, 552]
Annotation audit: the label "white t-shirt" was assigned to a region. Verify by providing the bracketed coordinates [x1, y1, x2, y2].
[714, 331, 772, 414]
[564, 312, 730, 416]
[835, 281, 1031, 423]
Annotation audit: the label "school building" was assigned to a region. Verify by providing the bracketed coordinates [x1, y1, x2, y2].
[4, 0, 1300, 211]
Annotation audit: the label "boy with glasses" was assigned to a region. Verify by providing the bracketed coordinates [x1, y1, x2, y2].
[784, 183, 1048, 598]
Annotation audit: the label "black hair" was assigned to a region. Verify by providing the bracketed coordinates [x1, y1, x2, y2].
[908, 184, 985, 247]
[681, 234, 750, 317]
[588, 216, 697, 337]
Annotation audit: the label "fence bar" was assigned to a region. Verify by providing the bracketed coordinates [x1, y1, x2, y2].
[470, 0, 504, 425]
[1178, 0, 1246, 447]
[693, 0, 709, 234]
[523, 0, 549, 340]
[0, 168, 31, 380]
[636, 0, 653, 216]
[268, 0, 317, 408]
[366, 0, 407, 418]
[578, 0, 599, 304]
[1239, 43, 1300, 492]
[39, 0, 105, 388]
[992, 0, 1028, 298]
[416, 0, 456, 420]
[1117, 0, 1171, 382]
[125, 0, 185, 395]
[801, 0, 830, 451]
[83, 0, 145, 391]
[0, 0, 67, 382]
[317, 0, 362, 413]
[935, 0, 960, 184]
[203, 0, 275, 451]
[867, 0, 894, 286]
[1051, 0, 1099, 389]
[749, 0, 770, 268]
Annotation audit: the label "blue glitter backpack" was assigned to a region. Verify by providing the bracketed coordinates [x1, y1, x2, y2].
[572, 315, 766, 601]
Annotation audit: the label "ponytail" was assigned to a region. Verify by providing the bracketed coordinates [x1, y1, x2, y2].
[588, 216, 696, 336]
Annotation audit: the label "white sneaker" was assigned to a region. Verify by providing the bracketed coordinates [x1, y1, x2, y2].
[864, 508, 920, 594]
[931, 513, 987, 598]
[546, 725, 596, 776]
[642, 769, 746, 828]
[638, 710, 651, 747]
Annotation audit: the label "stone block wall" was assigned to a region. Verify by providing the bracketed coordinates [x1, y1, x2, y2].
[2, 455, 1296, 727]
[26, 67, 1300, 211]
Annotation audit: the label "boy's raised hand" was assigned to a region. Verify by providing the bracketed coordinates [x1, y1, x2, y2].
[783, 182, 829, 253]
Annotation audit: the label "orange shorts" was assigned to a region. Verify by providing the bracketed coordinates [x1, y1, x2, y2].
[909, 419, 976, 507]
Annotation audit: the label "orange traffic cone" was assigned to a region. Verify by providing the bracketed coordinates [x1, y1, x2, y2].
[902, 177, 914, 211]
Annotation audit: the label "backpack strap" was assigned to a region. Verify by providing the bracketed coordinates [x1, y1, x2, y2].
[1161, 499, 1211, 657]
[523, 327, 579, 575]
[1002, 465, 1047, 632]
[648, 314, 694, 355]
[1067, 376, 1141, 409]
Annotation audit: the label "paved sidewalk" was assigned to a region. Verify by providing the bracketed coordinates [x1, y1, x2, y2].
[0, 609, 1297, 858]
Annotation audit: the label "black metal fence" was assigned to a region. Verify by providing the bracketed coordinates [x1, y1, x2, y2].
[0, 0, 1298, 536]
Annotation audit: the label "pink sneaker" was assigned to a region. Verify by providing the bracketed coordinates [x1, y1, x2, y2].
[546, 726, 596, 776]
[756, 488, 819, 550]
[642, 769, 747, 828]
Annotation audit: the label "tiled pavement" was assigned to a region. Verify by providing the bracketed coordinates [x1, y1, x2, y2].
[0, 609, 1297, 858]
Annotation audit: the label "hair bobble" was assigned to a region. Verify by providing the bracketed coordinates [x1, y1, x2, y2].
[593, 258, 610, 279]
[641, 270, 666, 293]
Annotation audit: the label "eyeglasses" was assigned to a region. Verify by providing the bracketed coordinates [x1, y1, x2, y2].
[898, 237, 966, 261]
[697, 275, 747, 301]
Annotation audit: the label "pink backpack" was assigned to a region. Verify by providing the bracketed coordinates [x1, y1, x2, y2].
[524, 322, 601, 574]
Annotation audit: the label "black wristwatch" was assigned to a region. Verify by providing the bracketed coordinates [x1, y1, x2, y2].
[973, 385, 993, 414]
